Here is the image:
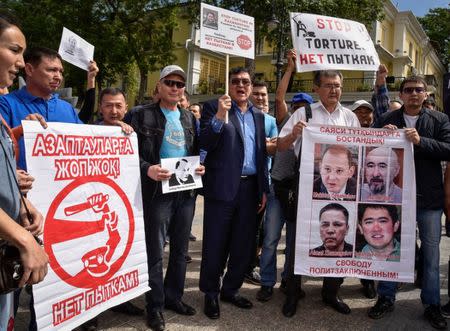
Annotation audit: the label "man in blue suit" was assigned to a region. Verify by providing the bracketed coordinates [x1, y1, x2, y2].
[199, 67, 269, 319]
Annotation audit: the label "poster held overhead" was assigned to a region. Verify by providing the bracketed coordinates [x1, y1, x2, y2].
[200, 3, 255, 123]
[289, 13, 380, 72]
[58, 27, 94, 71]
[200, 3, 255, 60]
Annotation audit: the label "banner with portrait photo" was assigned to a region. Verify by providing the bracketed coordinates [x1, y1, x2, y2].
[289, 13, 380, 72]
[295, 124, 416, 282]
[23, 121, 149, 331]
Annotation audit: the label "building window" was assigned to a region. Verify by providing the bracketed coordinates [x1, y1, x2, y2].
[256, 37, 264, 55]
[408, 42, 413, 58]
[381, 27, 387, 48]
[200, 56, 225, 84]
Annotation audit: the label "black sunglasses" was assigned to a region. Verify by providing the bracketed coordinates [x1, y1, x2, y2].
[231, 78, 251, 86]
[163, 79, 185, 89]
[402, 87, 425, 94]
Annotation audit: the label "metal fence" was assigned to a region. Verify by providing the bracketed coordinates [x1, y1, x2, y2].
[192, 77, 406, 95]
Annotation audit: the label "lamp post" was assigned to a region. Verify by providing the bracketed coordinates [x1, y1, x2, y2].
[274, 21, 284, 89]
[268, 4, 284, 90]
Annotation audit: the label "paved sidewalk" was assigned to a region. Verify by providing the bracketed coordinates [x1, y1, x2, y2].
[16, 197, 450, 330]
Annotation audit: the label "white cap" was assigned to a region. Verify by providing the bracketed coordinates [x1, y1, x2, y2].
[160, 65, 186, 81]
[350, 100, 374, 112]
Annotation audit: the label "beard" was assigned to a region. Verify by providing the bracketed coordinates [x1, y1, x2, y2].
[368, 177, 386, 194]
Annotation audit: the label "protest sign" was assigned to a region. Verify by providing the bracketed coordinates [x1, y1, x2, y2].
[295, 125, 415, 282]
[200, 3, 255, 59]
[58, 27, 94, 71]
[23, 121, 149, 330]
[290, 13, 380, 72]
[161, 156, 202, 194]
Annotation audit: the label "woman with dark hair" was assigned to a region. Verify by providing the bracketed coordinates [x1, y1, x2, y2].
[0, 10, 48, 329]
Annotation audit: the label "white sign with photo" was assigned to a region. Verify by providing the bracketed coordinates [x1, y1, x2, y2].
[200, 3, 255, 59]
[58, 27, 94, 71]
[295, 124, 416, 282]
[290, 13, 380, 72]
[161, 156, 203, 194]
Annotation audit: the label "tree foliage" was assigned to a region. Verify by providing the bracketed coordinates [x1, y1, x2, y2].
[419, 7, 450, 69]
[2, 0, 180, 102]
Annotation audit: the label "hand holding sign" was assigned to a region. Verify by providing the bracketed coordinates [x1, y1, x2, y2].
[216, 94, 232, 121]
[292, 120, 308, 140]
[147, 164, 171, 181]
[287, 49, 297, 72]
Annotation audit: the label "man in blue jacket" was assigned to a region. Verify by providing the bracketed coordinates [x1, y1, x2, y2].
[199, 67, 269, 319]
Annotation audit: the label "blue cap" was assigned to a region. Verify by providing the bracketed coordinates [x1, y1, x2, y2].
[291, 93, 313, 105]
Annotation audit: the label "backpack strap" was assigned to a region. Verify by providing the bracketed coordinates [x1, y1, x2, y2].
[305, 103, 312, 122]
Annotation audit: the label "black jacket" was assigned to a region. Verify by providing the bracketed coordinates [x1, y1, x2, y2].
[200, 99, 269, 201]
[131, 102, 198, 201]
[373, 107, 450, 209]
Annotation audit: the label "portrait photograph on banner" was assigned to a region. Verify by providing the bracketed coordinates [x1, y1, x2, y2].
[295, 124, 416, 283]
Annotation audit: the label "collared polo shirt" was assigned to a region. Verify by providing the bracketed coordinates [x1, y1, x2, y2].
[0, 87, 82, 169]
[279, 101, 360, 158]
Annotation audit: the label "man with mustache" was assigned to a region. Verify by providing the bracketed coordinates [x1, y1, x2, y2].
[309, 203, 352, 258]
[361, 147, 402, 203]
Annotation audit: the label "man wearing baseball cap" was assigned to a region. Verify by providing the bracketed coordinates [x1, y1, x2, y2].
[350, 100, 374, 128]
[132, 64, 205, 330]
[291, 93, 314, 112]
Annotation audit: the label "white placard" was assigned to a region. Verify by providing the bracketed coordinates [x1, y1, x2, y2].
[290, 13, 380, 72]
[23, 121, 149, 330]
[58, 27, 94, 71]
[161, 156, 202, 194]
[200, 3, 254, 59]
[295, 125, 416, 283]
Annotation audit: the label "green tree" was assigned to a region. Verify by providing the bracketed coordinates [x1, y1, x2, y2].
[101, 0, 180, 103]
[419, 7, 450, 69]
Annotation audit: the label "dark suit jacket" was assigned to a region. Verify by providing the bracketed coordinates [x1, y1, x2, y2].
[200, 99, 269, 201]
[312, 176, 357, 201]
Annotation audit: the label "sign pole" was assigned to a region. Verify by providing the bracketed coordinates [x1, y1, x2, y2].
[225, 54, 229, 124]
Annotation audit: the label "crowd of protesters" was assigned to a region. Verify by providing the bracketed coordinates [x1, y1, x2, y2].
[1, 8, 450, 331]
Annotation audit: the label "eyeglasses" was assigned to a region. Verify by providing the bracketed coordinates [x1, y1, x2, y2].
[321, 84, 342, 90]
[163, 79, 185, 89]
[402, 87, 425, 94]
[231, 78, 251, 86]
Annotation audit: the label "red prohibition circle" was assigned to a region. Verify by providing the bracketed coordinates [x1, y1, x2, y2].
[44, 176, 135, 289]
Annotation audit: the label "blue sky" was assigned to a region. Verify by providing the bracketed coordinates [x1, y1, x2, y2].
[393, 0, 449, 17]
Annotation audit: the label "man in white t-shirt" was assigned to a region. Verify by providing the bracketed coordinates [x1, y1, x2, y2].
[277, 70, 360, 317]
[278, 70, 360, 317]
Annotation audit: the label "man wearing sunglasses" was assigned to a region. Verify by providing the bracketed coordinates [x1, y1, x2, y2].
[368, 76, 450, 330]
[199, 67, 269, 320]
[131, 65, 205, 331]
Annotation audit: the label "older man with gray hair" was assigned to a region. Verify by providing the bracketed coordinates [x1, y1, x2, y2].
[361, 147, 402, 204]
